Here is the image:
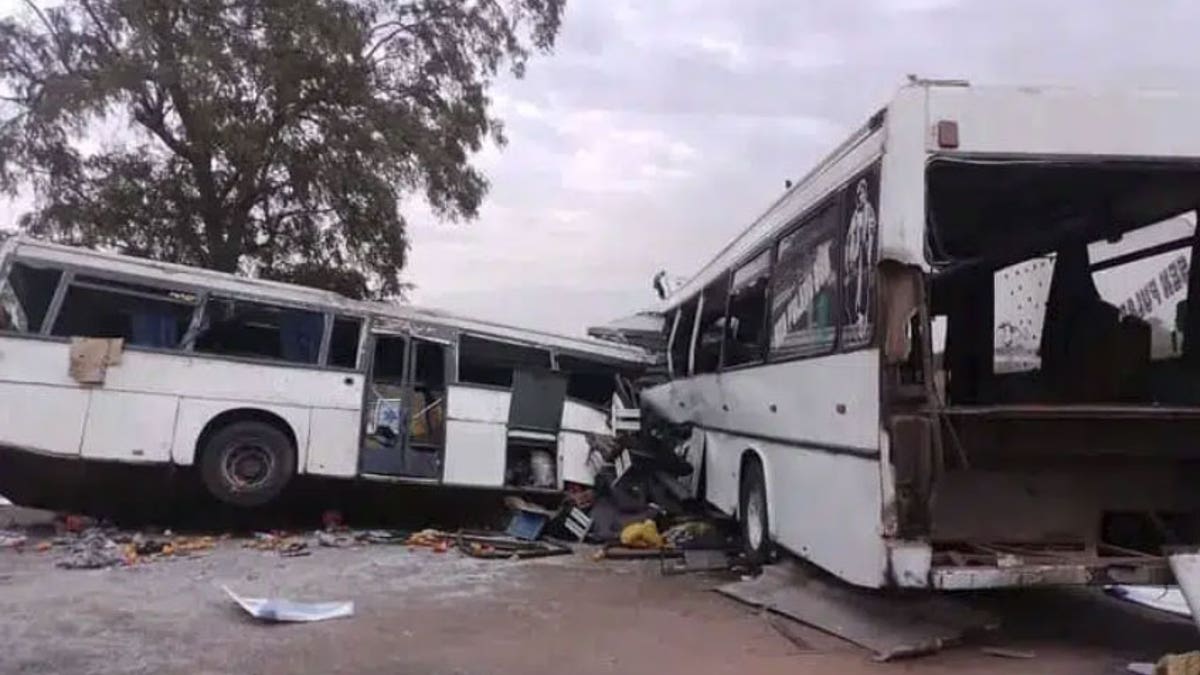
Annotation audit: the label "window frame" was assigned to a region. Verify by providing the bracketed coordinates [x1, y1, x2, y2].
[455, 332, 553, 389]
[766, 195, 845, 363]
[693, 271, 732, 375]
[4, 257, 370, 373]
[667, 295, 700, 379]
[49, 274, 202, 350]
[0, 259, 64, 335]
[721, 246, 774, 370]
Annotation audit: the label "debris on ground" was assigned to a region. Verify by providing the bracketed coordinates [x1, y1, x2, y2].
[223, 586, 354, 623]
[980, 646, 1035, 659]
[455, 532, 571, 560]
[503, 497, 556, 541]
[1110, 585, 1191, 618]
[716, 560, 998, 661]
[244, 532, 310, 557]
[661, 549, 732, 575]
[52, 528, 218, 569]
[406, 529, 451, 552]
[0, 529, 27, 549]
[619, 519, 664, 549]
[316, 531, 357, 548]
[56, 530, 127, 570]
[1129, 652, 1200, 675]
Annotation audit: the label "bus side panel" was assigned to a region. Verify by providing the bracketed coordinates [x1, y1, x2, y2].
[646, 349, 886, 587]
[762, 442, 889, 588]
[0, 337, 89, 457]
[171, 399, 310, 469]
[703, 430, 741, 515]
[307, 408, 361, 477]
[81, 390, 178, 463]
[442, 419, 506, 486]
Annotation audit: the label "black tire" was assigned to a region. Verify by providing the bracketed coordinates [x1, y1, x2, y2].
[199, 420, 295, 508]
[739, 458, 771, 566]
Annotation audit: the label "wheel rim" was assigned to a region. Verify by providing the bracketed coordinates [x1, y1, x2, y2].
[746, 487, 765, 550]
[223, 442, 274, 491]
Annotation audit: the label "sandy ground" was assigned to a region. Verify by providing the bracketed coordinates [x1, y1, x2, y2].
[0, 517, 1197, 675]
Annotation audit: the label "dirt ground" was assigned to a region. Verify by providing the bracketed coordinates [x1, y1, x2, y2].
[1, 513, 1196, 675]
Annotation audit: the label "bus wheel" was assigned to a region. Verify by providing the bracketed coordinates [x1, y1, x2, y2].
[739, 458, 771, 566]
[200, 421, 295, 508]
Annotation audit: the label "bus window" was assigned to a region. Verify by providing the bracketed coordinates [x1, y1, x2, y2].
[669, 299, 698, 377]
[768, 202, 840, 359]
[52, 276, 196, 349]
[328, 316, 363, 369]
[558, 354, 618, 406]
[2, 262, 62, 333]
[458, 334, 550, 387]
[724, 249, 770, 367]
[694, 276, 729, 374]
[194, 298, 323, 364]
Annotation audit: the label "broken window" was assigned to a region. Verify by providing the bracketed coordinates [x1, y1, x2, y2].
[928, 159, 1200, 405]
[458, 334, 550, 388]
[328, 316, 363, 369]
[724, 249, 771, 367]
[669, 299, 698, 378]
[194, 298, 322, 364]
[557, 354, 618, 407]
[1, 262, 62, 333]
[693, 275, 730, 374]
[768, 202, 840, 359]
[51, 275, 197, 349]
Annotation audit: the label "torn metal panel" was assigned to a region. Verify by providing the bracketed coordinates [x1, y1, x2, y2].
[931, 559, 1171, 590]
[717, 560, 997, 660]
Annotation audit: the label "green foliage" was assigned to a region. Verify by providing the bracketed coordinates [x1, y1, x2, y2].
[0, 0, 565, 297]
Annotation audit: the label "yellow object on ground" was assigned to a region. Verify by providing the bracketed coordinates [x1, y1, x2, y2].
[620, 519, 664, 549]
[1158, 652, 1200, 675]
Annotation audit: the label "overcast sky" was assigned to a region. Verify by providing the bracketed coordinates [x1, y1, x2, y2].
[5, 0, 1200, 334]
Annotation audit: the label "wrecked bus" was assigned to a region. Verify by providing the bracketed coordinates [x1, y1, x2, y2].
[629, 79, 1200, 589]
[0, 236, 651, 509]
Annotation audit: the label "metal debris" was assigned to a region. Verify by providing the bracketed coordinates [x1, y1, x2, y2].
[716, 560, 998, 661]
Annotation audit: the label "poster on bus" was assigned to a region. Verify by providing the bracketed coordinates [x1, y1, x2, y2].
[841, 165, 880, 349]
[768, 203, 839, 358]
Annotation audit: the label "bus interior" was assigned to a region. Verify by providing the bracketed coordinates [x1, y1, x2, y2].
[888, 158, 1200, 582]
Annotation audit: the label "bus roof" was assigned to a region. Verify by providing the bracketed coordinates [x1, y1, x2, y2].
[654, 79, 1200, 314]
[5, 236, 653, 366]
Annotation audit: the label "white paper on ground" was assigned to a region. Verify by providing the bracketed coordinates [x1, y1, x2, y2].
[223, 586, 354, 623]
[1108, 585, 1190, 617]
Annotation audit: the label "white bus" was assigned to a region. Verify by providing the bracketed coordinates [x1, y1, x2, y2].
[632, 79, 1200, 590]
[0, 236, 651, 509]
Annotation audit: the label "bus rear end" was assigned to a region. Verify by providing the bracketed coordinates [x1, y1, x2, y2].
[882, 83, 1200, 589]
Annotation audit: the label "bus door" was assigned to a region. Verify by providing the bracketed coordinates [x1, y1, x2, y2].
[359, 330, 447, 480]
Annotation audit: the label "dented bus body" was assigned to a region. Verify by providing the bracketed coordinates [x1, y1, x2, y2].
[0, 236, 652, 509]
[629, 80, 1200, 589]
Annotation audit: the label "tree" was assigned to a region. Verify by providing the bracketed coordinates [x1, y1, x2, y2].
[0, 0, 564, 298]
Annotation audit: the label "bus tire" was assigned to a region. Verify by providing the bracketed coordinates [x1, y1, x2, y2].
[739, 458, 771, 566]
[199, 420, 295, 508]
